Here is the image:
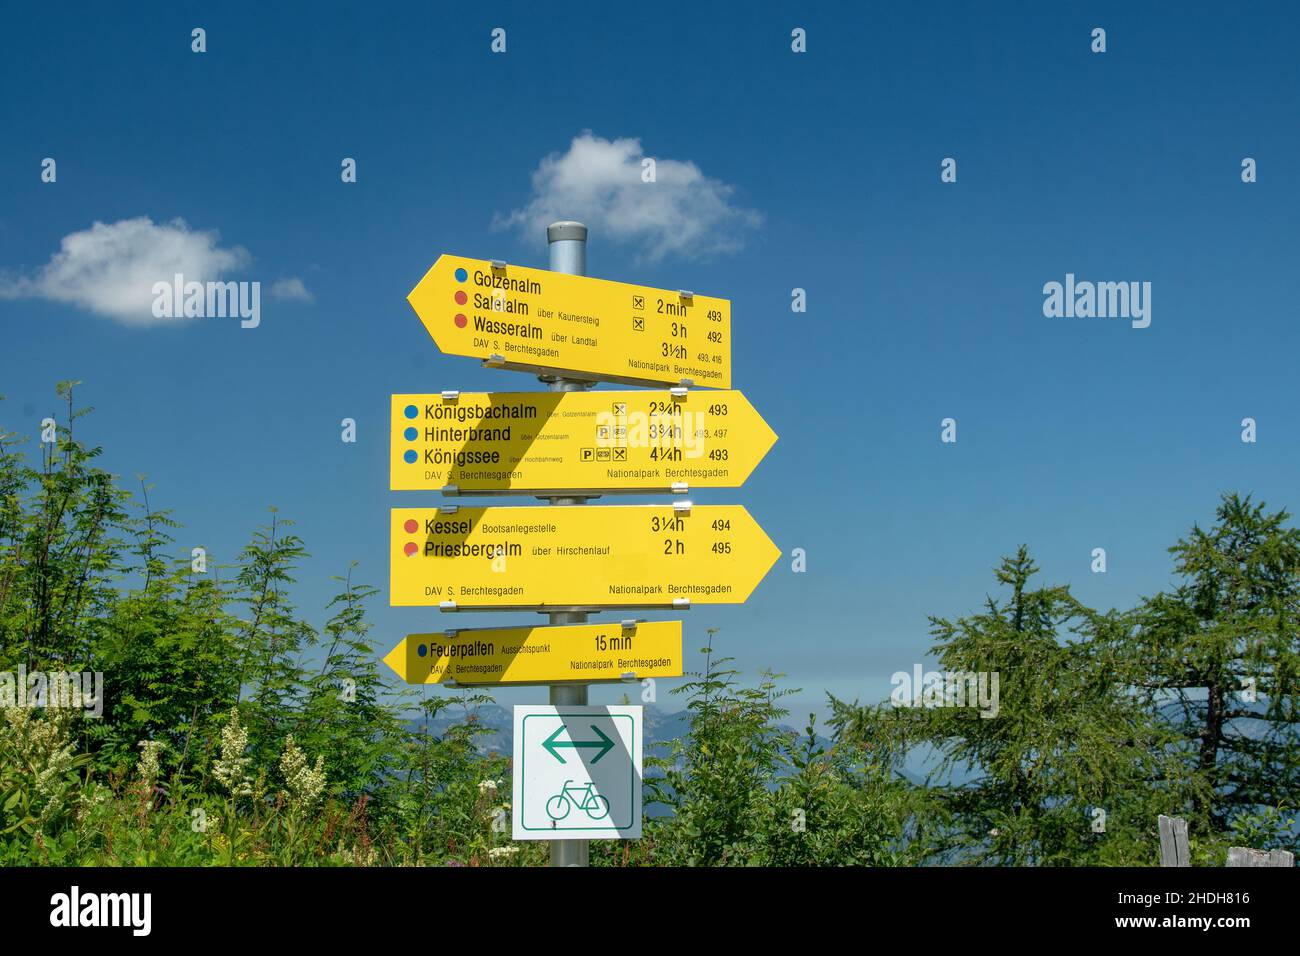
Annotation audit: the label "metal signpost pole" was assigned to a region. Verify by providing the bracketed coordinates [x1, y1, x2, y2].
[398, 224, 764, 863]
[544, 220, 592, 868]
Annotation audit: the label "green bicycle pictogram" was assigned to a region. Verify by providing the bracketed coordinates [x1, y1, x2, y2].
[545, 780, 611, 821]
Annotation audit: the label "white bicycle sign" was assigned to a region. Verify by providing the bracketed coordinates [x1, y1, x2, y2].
[545, 780, 611, 821]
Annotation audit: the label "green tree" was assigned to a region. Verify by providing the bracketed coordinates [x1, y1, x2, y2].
[748, 714, 928, 866]
[1120, 493, 1300, 848]
[229, 511, 314, 766]
[0, 383, 131, 671]
[833, 548, 1185, 865]
[644, 641, 793, 865]
[294, 566, 410, 816]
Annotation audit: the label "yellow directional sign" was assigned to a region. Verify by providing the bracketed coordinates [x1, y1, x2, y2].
[390, 504, 778, 608]
[391, 390, 776, 494]
[382, 621, 683, 685]
[407, 254, 731, 388]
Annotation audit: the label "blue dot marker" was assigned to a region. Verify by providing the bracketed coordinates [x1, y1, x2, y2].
[404, 427, 418, 441]
[404, 450, 417, 464]
[404, 405, 418, 419]
[454, 268, 468, 283]
[417, 644, 427, 657]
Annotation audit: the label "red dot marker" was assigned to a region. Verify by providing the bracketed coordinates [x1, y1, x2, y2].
[404, 519, 418, 533]
[454, 314, 467, 328]
[403, 542, 418, 557]
[454, 290, 468, 305]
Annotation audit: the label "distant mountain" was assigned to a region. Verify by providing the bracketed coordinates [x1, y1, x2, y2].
[404, 704, 923, 784]
[405, 703, 701, 756]
[406, 698, 1289, 796]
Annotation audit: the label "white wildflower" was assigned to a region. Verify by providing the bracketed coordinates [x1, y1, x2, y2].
[137, 740, 163, 788]
[213, 707, 252, 797]
[136, 740, 164, 809]
[3, 708, 78, 825]
[279, 734, 326, 807]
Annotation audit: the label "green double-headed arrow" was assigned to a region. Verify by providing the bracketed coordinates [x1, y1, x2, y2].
[544, 724, 615, 764]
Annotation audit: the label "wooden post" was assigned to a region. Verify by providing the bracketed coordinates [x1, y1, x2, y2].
[1226, 847, 1294, 867]
[1158, 815, 1191, 867]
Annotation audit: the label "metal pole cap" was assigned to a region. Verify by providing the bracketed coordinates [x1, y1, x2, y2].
[547, 221, 588, 243]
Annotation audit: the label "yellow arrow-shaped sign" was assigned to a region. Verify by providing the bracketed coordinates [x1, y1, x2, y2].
[391, 390, 776, 494]
[390, 504, 778, 608]
[407, 254, 731, 388]
[382, 621, 683, 685]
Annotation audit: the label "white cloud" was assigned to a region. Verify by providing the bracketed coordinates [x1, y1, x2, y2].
[0, 216, 250, 326]
[269, 277, 313, 302]
[497, 133, 762, 262]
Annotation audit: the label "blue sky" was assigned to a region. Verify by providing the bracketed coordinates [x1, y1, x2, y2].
[2, 1, 1298, 721]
